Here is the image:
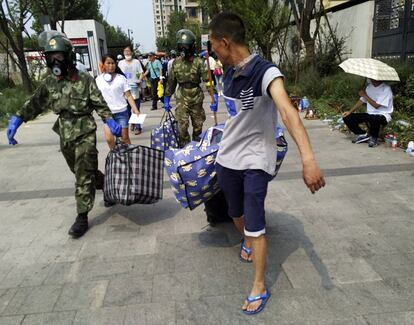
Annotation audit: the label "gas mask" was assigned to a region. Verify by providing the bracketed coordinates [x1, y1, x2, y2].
[178, 44, 194, 59]
[46, 56, 69, 77]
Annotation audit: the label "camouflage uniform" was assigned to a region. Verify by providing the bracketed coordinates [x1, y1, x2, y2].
[16, 71, 113, 214]
[165, 56, 209, 146]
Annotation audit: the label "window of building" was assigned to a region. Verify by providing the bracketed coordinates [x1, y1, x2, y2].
[374, 0, 405, 32]
[187, 7, 197, 18]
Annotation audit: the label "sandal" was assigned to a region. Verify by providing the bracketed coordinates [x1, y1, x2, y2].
[242, 289, 271, 315]
[240, 238, 252, 263]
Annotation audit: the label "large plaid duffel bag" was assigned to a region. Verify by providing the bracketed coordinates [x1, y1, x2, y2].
[151, 110, 180, 151]
[104, 144, 164, 206]
[165, 124, 224, 210]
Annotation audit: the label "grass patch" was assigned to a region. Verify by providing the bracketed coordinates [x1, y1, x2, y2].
[0, 86, 29, 128]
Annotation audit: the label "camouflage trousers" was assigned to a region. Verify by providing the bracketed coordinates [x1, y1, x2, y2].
[60, 132, 98, 214]
[175, 101, 206, 147]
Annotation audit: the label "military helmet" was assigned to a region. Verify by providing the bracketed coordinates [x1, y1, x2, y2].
[40, 32, 76, 71]
[44, 35, 73, 54]
[176, 29, 196, 46]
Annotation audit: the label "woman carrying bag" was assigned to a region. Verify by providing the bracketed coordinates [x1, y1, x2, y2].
[96, 54, 140, 149]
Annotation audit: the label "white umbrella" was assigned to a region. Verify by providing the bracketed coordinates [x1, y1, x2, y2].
[339, 58, 400, 82]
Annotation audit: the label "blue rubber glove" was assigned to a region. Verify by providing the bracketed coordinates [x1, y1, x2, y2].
[106, 118, 122, 137]
[164, 96, 171, 111]
[7, 115, 23, 145]
[210, 94, 219, 112]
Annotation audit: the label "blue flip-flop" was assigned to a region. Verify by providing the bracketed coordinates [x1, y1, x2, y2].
[240, 239, 252, 263]
[242, 289, 271, 315]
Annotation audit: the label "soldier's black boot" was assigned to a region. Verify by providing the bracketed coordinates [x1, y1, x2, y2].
[95, 170, 105, 190]
[68, 213, 88, 238]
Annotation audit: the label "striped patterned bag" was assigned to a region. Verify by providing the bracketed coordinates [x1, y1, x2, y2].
[103, 144, 164, 206]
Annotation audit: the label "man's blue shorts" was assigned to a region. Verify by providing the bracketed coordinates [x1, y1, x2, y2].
[113, 109, 129, 129]
[216, 163, 270, 237]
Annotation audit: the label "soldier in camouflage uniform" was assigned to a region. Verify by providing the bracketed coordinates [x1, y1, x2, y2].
[164, 29, 214, 146]
[6, 33, 122, 238]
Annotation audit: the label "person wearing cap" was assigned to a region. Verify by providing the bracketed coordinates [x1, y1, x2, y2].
[163, 29, 214, 146]
[142, 52, 164, 110]
[6, 33, 122, 239]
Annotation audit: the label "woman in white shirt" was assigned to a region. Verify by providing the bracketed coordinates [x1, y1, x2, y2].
[118, 46, 144, 135]
[96, 54, 140, 149]
[213, 58, 224, 96]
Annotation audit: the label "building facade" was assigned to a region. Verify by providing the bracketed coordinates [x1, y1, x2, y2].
[152, 0, 206, 38]
[323, 0, 414, 61]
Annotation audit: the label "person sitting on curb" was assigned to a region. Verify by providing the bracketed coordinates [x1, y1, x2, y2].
[342, 79, 394, 148]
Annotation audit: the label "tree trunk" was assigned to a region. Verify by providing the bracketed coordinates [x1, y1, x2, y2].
[50, 20, 57, 30]
[301, 0, 316, 61]
[0, 27, 33, 93]
[303, 36, 315, 61]
[257, 40, 272, 61]
[16, 51, 33, 93]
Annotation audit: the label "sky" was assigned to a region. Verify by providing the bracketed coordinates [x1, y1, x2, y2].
[100, 0, 156, 53]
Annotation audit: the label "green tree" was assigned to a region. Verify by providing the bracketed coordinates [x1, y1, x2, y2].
[97, 15, 131, 51]
[200, 0, 327, 62]
[29, 1, 131, 54]
[185, 18, 201, 51]
[199, 0, 233, 17]
[200, 0, 290, 61]
[156, 10, 201, 52]
[288, 0, 319, 61]
[30, 0, 100, 32]
[0, 0, 33, 93]
[156, 36, 170, 53]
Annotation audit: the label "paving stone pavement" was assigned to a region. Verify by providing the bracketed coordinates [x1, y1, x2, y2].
[0, 96, 414, 325]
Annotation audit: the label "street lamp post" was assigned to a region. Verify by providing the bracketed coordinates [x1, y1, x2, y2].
[160, 0, 165, 37]
[127, 29, 133, 43]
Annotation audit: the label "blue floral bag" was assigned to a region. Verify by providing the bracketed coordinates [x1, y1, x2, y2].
[165, 124, 224, 210]
[165, 123, 287, 209]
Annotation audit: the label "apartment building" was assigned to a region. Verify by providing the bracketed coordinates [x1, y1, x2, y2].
[152, 0, 207, 38]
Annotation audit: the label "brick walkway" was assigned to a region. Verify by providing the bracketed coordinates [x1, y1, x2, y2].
[0, 97, 413, 325]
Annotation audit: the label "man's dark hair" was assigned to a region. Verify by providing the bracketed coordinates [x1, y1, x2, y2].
[209, 12, 246, 45]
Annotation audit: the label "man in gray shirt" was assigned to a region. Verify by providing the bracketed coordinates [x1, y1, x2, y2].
[209, 13, 326, 315]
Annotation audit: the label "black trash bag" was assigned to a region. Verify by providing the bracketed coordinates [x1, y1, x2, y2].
[204, 190, 233, 226]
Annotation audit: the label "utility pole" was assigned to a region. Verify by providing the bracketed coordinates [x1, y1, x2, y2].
[127, 29, 133, 43]
[160, 0, 165, 37]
